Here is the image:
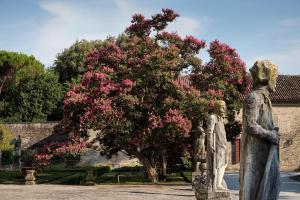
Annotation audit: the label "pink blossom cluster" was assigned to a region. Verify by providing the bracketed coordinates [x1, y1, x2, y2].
[102, 66, 114, 73]
[126, 8, 179, 36]
[163, 109, 192, 137]
[184, 35, 206, 52]
[121, 79, 134, 88]
[64, 90, 88, 105]
[85, 43, 123, 69]
[207, 40, 246, 79]
[98, 43, 123, 66]
[54, 141, 86, 160]
[207, 89, 224, 99]
[34, 153, 52, 167]
[148, 114, 163, 130]
[126, 13, 152, 36]
[85, 48, 100, 67]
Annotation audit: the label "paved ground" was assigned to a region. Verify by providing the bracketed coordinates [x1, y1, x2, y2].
[0, 172, 299, 200]
[226, 172, 300, 200]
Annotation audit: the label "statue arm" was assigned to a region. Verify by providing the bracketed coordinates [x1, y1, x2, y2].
[207, 115, 216, 151]
[244, 94, 279, 144]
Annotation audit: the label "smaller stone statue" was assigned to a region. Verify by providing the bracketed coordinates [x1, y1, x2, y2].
[10, 135, 22, 170]
[194, 120, 206, 172]
[207, 100, 228, 191]
[192, 120, 209, 199]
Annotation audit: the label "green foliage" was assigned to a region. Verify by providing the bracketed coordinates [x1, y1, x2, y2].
[1, 71, 63, 122]
[22, 149, 36, 167]
[0, 50, 63, 122]
[53, 39, 103, 84]
[1, 149, 13, 165]
[0, 165, 192, 185]
[0, 124, 14, 151]
[0, 50, 44, 95]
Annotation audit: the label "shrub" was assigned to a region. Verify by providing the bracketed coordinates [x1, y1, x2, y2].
[0, 124, 14, 151]
[21, 149, 36, 167]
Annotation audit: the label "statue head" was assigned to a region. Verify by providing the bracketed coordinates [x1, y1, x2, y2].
[214, 100, 226, 117]
[250, 60, 278, 92]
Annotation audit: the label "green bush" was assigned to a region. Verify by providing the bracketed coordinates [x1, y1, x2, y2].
[21, 149, 36, 167]
[1, 149, 13, 165]
[0, 124, 14, 151]
[112, 166, 143, 172]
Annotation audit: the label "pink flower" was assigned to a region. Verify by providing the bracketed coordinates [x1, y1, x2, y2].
[94, 72, 107, 79]
[121, 79, 134, 87]
[102, 66, 114, 73]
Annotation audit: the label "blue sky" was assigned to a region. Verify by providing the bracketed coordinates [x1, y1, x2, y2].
[0, 0, 300, 74]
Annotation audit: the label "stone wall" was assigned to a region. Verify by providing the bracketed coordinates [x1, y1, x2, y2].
[1, 122, 139, 167]
[234, 104, 300, 171]
[273, 105, 300, 171]
[1, 122, 58, 149]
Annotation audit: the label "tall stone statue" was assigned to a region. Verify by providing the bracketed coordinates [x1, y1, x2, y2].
[240, 60, 280, 200]
[207, 100, 228, 191]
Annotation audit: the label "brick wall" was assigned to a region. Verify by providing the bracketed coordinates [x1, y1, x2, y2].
[233, 104, 300, 171]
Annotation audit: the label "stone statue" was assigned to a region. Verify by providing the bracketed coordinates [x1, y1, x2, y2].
[10, 135, 21, 157]
[240, 60, 280, 200]
[207, 100, 228, 191]
[194, 120, 206, 172]
[192, 120, 209, 199]
[10, 135, 22, 170]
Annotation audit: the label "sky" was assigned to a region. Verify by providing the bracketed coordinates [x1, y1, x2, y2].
[0, 0, 300, 74]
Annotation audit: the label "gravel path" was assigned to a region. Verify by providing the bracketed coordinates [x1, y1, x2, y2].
[0, 172, 299, 200]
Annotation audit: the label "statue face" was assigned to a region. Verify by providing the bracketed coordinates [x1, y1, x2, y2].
[219, 105, 226, 117]
[250, 60, 278, 92]
[214, 100, 226, 117]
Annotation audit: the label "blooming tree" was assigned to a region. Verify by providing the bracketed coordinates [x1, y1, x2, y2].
[61, 9, 207, 183]
[60, 9, 249, 182]
[191, 40, 250, 141]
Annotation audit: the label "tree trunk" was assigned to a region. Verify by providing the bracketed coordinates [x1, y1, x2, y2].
[146, 164, 158, 183]
[135, 152, 158, 183]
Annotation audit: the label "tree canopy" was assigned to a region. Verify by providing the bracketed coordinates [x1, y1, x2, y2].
[61, 9, 209, 182]
[53, 39, 103, 85]
[0, 51, 63, 122]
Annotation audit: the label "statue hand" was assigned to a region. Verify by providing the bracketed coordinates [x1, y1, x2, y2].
[270, 129, 280, 145]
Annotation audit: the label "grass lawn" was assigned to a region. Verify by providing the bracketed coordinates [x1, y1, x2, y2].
[0, 165, 192, 185]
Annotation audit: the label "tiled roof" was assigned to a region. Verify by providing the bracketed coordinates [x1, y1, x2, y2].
[270, 75, 300, 103]
[178, 75, 300, 104]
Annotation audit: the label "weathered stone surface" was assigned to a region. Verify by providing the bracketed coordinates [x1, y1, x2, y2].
[233, 105, 300, 172]
[240, 60, 280, 200]
[206, 101, 228, 191]
[2, 122, 58, 149]
[25, 170, 36, 185]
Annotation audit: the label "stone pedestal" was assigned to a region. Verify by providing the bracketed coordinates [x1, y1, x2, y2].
[194, 190, 237, 200]
[85, 170, 95, 185]
[192, 163, 237, 200]
[25, 170, 36, 185]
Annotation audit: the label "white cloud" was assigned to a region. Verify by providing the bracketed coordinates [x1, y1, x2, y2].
[247, 47, 300, 75]
[279, 17, 300, 28]
[33, 0, 137, 66]
[167, 16, 212, 37]
[19, 0, 210, 67]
